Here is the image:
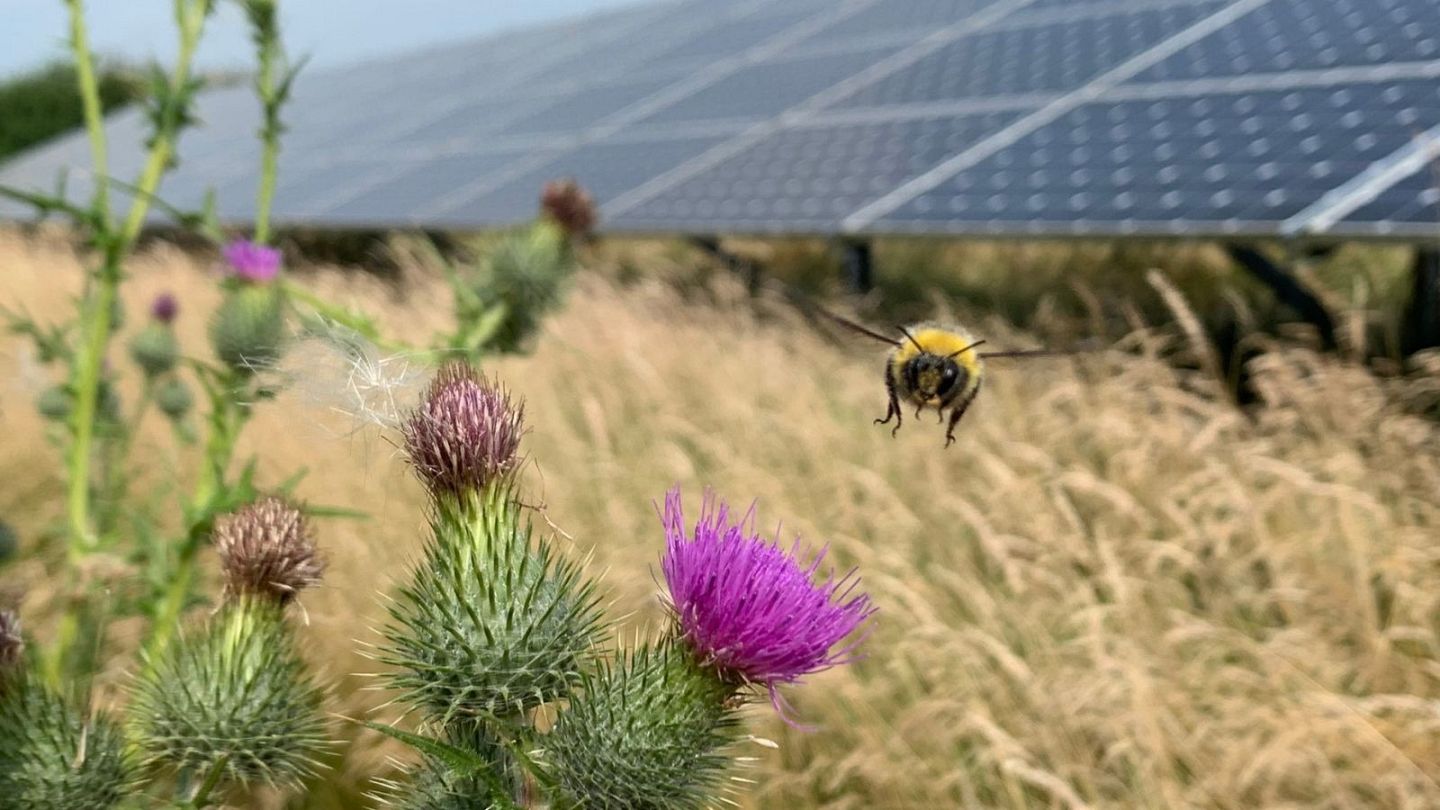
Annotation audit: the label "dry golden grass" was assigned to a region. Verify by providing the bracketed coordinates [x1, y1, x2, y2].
[3, 227, 1440, 808]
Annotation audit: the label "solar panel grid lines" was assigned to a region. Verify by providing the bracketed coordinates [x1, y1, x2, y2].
[826, 2, 1229, 110]
[420, 0, 887, 222]
[1331, 164, 1440, 235]
[1104, 58, 1440, 101]
[1282, 121, 1440, 235]
[1129, 0, 1440, 83]
[601, 0, 1047, 221]
[580, 0, 886, 141]
[802, 93, 1063, 127]
[843, 0, 1274, 231]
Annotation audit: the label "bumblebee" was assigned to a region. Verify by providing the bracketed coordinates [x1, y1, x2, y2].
[822, 311, 1060, 448]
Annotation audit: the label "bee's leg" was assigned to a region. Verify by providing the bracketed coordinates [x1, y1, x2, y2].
[914, 403, 923, 420]
[874, 364, 902, 437]
[944, 381, 982, 449]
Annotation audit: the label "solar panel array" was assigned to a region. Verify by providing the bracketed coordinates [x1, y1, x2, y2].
[2, 0, 1438, 239]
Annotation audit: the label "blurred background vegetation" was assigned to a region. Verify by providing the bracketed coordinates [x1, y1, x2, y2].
[0, 60, 146, 161]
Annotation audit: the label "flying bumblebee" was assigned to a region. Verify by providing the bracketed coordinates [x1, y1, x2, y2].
[820, 310, 1065, 448]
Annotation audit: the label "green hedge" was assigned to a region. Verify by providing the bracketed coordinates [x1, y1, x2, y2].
[0, 61, 143, 162]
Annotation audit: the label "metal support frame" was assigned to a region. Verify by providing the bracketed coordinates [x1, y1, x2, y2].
[1226, 244, 1338, 350]
[1402, 246, 1440, 356]
[689, 235, 761, 294]
[838, 238, 873, 294]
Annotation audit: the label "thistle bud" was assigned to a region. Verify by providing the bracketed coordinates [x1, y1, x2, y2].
[128, 323, 180, 377]
[150, 292, 179, 323]
[36, 385, 69, 422]
[155, 377, 193, 419]
[540, 178, 597, 238]
[401, 363, 524, 499]
[547, 641, 740, 809]
[209, 284, 287, 373]
[128, 601, 327, 788]
[212, 497, 324, 605]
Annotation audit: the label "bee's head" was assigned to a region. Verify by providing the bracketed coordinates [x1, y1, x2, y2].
[906, 352, 965, 402]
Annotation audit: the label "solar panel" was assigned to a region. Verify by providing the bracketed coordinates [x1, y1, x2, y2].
[828, 3, 1224, 108]
[869, 78, 1440, 235]
[614, 110, 1027, 232]
[0, 0, 1437, 241]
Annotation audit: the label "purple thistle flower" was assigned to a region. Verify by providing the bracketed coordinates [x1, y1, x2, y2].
[222, 239, 282, 283]
[660, 485, 876, 728]
[150, 292, 179, 323]
[402, 363, 525, 497]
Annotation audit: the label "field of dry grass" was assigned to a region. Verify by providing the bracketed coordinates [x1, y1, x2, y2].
[3, 227, 1440, 808]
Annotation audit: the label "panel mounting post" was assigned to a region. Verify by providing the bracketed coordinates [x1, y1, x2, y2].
[838, 238, 873, 294]
[1402, 245, 1440, 357]
[1226, 244, 1338, 350]
[689, 235, 761, 294]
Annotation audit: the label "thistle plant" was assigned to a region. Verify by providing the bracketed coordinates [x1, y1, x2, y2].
[129, 497, 328, 797]
[369, 364, 876, 808]
[1, 0, 861, 805]
[0, 609, 137, 809]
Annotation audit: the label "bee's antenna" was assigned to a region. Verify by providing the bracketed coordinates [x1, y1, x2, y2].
[896, 326, 925, 353]
[947, 340, 987, 358]
[812, 305, 901, 346]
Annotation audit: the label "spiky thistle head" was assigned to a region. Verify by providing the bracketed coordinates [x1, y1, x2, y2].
[380, 484, 604, 722]
[0, 680, 136, 808]
[540, 178, 596, 237]
[222, 239, 282, 284]
[150, 292, 179, 323]
[401, 363, 524, 499]
[546, 640, 743, 810]
[128, 601, 328, 788]
[209, 283, 288, 373]
[660, 486, 876, 726]
[213, 497, 324, 605]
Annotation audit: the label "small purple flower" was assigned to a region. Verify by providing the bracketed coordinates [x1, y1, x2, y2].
[402, 363, 525, 497]
[222, 239, 282, 283]
[660, 485, 876, 727]
[150, 292, 179, 323]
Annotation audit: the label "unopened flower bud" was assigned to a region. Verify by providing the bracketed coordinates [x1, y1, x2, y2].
[540, 178, 597, 237]
[401, 363, 524, 498]
[155, 377, 193, 419]
[209, 285, 287, 373]
[129, 323, 180, 377]
[150, 292, 179, 324]
[212, 497, 324, 604]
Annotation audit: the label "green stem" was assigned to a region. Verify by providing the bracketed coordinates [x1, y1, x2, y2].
[253, 65, 279, 244]
[117, 1, 207, 247]
[65, 0, 110, 226]
[145, 382, 243, 659]
[63, 0, 210, 561]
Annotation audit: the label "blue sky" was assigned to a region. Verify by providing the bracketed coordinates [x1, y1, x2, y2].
[1, 0, 640, 78]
